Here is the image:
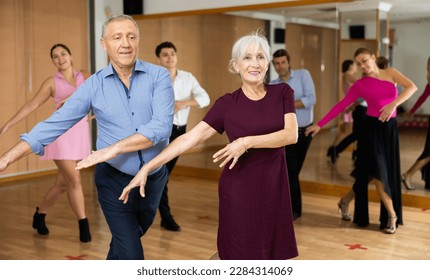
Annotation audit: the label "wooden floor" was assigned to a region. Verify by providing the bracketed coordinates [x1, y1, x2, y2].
[0, 129, 429, 260]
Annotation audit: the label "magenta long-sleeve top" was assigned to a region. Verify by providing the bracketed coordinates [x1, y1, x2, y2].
[409, 84, 430, 114]
[318, 76, 398, 127]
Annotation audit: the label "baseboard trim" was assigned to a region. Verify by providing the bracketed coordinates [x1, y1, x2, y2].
[0, 167, 94, 186]
[171, 165, 429, 209]
[2, 164, 428, 209]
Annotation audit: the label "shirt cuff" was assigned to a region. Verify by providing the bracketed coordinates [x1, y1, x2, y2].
[20, 133, 45, 156]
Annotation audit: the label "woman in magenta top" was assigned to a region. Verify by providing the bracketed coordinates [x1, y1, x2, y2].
[0, 44, 92, 242]
[401, 56, 430, 190]
[306, 48, 417, 233]
[118, 31, 299, 259]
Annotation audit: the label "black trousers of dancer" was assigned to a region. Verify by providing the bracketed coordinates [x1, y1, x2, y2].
[158, 124, 187, 220]
[419, 115, 430, 189]
[334, 105, 367, 155]
[285, 124, 313, 218]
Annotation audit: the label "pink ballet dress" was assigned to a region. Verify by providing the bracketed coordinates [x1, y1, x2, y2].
[40, 71, 90, 160]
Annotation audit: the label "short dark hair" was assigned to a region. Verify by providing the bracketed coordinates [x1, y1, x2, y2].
[341, 59, 354, 73]
[50, 43, 71, 58]
[155, 41, 177, 57]
[272, 49, 290, 64]
[376, 56, 389, 69]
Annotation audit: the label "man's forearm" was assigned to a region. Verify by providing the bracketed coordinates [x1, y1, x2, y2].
[112, 133, 153, 155]
[76, 133, 155, 171]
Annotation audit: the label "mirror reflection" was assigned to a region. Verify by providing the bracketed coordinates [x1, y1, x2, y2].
[134, 2, 429, 203]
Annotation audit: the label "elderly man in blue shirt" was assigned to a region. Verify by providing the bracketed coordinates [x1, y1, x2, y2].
[0, 14, 174, 260]
[270, 49, 316, 220]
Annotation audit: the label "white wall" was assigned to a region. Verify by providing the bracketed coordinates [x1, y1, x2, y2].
[269, 20, 287, 81]
[94, 0, 123, 71]
[392, 21, 430, 113]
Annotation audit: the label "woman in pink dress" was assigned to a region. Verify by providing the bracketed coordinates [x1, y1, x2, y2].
[306, 48, 417, 234]
[0, 44, 92, 242]
[114, 31, 299, 259]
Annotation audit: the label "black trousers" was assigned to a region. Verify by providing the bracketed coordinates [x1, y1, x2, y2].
[334, 105, 367, 154]
[285, 125, 313, 216]
[158, 124, 187, 220]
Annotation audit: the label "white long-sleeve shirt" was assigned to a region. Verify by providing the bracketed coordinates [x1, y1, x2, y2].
[173, 70, 210, 126]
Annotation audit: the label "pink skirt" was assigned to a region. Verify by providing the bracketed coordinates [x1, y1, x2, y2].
[343, 111, 353, 123]
[40, 116, 91, 160]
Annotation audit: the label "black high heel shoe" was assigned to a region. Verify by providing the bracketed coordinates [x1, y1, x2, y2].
[32, 207, 49, 235]
[384, 215, 397, 234]
[79, 218, 92, 243]
[326, 146, 338, 164]
[337, 199, 351, 221]
[401, 174, 415, 190]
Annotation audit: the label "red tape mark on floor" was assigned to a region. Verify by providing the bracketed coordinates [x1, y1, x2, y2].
[344, 244, 367, 250]
[65, 254, 86, 260]
[197, 215, 210, 220]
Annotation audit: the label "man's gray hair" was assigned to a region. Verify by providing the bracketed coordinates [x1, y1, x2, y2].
[101, 14, 140, 38]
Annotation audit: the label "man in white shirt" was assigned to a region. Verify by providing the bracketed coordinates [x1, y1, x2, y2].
[155, 41, 211, 231]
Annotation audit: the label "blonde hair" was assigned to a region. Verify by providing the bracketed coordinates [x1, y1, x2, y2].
[228, 29, 271, 74]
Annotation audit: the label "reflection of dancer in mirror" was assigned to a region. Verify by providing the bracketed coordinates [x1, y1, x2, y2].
[335, 57, 388, 220]
[306, 48, 417, 234]
[0, 44, 92, 242]
[401, 56, 430, 191]
[118, 31, 300, 260]
[326, 60, 359, 164]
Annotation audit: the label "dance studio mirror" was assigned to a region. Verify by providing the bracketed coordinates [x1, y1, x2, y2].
[232, 4, 429, 196]
[136, 1, 430, 196]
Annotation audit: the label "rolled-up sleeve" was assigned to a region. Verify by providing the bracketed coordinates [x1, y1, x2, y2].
[137, 67, 174, 145]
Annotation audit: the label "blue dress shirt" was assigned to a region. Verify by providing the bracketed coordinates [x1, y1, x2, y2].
[21, 60, 174, 176]
[270, 69, 316, 127]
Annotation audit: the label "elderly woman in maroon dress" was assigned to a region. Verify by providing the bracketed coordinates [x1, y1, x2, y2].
[117, 30, 299, 260]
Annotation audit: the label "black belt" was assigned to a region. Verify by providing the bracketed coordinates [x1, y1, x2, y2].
[172, 124, 186, 130]
[298, 124, 312, 134]
[101, 162, 163, 179]
[102, 162, 131, 177]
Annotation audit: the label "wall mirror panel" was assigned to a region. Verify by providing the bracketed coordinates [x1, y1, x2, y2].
[136, 2, 430, 199]
[135, 3, 342, 186]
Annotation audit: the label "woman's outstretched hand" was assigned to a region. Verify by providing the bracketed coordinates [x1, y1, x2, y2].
[213, 137, 247, 170]
[305, 124, 321, 137]
[119, 167, 149, 204]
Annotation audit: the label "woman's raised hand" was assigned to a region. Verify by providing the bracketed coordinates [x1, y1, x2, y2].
[213, 137, 247, 170]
